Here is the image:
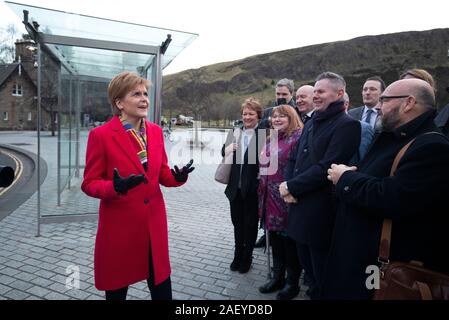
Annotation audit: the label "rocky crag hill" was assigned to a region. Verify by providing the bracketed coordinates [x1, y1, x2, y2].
[162, 28, 449, 123]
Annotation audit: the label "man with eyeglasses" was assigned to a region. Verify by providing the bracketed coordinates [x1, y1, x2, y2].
[348, 76, 385, 131]
[322, 78, 449, 299]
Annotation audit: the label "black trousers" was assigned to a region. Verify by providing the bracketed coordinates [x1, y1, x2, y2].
[270, 231, 302, 284]
[297, 243, 328, 300]
[105, 253, 172, 300]
[230, 191, 259, 261]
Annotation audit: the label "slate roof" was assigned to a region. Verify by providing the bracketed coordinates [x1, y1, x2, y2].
[0, 63, 19, 87]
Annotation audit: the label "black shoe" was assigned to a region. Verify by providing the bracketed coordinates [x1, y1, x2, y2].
[230, 258, 240, 271]
[259, 278, 286, 294]
[238, 257, 252, 274]
[276, 284, 300, 300]
[303, 272, 313, 287]
[254, 235, 266, 248]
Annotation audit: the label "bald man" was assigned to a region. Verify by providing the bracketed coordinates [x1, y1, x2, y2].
[322, 79, 449, 299]
[295, 85, 315, 124]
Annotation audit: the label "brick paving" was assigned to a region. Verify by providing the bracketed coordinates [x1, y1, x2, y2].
[0, 128, 307, 300]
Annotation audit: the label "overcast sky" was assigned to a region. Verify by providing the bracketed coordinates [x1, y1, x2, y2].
[1, 0, 448, 75]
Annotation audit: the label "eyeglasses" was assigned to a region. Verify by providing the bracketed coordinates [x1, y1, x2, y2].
[379, 95, 409, 104]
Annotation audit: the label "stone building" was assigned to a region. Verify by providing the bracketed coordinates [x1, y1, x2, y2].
[0, 39, 53, 131]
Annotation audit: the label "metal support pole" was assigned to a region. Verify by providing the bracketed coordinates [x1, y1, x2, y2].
[57, 69, 62, 206]
[36, 42, 41, 237]
[153, 50, 162, 125]
[75, 80, 80, 179]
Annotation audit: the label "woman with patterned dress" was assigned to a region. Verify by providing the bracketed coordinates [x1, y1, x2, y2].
[258, 105, 304, 300]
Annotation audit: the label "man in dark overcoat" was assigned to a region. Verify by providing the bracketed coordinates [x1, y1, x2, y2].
[279, 72, 361, 299]
[324, 78, 449, 299]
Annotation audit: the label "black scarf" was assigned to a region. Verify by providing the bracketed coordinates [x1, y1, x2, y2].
[312, 99, 346, 124]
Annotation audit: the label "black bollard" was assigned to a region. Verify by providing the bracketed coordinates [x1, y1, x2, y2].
[0, 165, 14, 188]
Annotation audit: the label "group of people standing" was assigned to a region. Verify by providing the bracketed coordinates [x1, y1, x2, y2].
[221, 69, 449, 300]
[81, 68, 449, 300]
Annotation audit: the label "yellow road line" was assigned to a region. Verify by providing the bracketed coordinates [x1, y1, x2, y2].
[0, 150, 23, 196]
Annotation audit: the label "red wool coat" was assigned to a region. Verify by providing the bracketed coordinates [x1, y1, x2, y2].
[81, 115, 184, 290]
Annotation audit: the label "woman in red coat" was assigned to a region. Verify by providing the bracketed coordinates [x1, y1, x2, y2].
[81, 71, 194, 300]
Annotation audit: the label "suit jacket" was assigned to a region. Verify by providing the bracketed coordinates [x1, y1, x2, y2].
[222, 126, 266, 201]
[81, 115, 184, 290]
[348, 105, 364, 120]
[285, 101, 361, 249]
[434, 103, 449, 137]
[349, 120, 375, 165]
[349, 105, 382, 132]
[301, 110, 315, 124]
[322, 111, 449, 299]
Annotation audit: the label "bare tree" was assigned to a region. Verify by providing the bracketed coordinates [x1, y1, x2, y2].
[40, 49, 61, 136]
[223, 96, 242, 126]
[0, 23, 19, 63]
[162, 91, 182, 122]
[175, 69, 208, 120]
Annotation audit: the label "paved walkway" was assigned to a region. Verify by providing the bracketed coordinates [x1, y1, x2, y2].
[0, 128, 307, 300]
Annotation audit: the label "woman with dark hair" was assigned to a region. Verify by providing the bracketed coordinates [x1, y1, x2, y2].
[82, 71, 194, 300]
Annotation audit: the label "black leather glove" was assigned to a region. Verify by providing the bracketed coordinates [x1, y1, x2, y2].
[113, 168, 146, 195]
[171, 159, 195, 182]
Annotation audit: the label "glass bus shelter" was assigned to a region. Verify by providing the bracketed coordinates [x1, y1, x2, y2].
[6, 2, 197, 235]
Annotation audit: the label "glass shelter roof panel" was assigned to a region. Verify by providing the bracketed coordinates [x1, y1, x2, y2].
[6, 1, 198, 69]
[48, 44, 155, 79]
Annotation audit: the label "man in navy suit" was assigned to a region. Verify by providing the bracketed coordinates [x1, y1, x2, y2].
[279, 72, 361, 299]
[348, 76, 385, 131]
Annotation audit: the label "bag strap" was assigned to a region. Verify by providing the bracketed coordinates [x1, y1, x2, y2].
[378, 138, 416, 263]
[378, 131, 448, 263]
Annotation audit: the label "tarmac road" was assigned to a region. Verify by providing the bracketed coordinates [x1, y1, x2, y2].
[0, 145, 44, 222]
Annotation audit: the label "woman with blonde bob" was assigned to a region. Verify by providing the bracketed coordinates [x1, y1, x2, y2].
[82, 71, 194, 300]
[258, 105, 304, 300]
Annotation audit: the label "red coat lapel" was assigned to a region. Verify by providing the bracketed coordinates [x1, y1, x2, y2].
[110, 115, 145, 174]
[145, 120, 163, 174]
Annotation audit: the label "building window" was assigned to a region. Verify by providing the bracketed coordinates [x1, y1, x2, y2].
[28, 112, 32, 121]
[3, 112, 8, 121]
[12, 84, 23, 96]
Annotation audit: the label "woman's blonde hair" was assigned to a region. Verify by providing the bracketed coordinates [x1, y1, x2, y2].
[108, 71, 151, 115]
[271, 105, 303, 137]
[400, 68, 436, 92]
[240, 97, 263, 119]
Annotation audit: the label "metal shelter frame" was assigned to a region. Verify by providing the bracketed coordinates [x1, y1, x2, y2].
[6, 2, 197, 235]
